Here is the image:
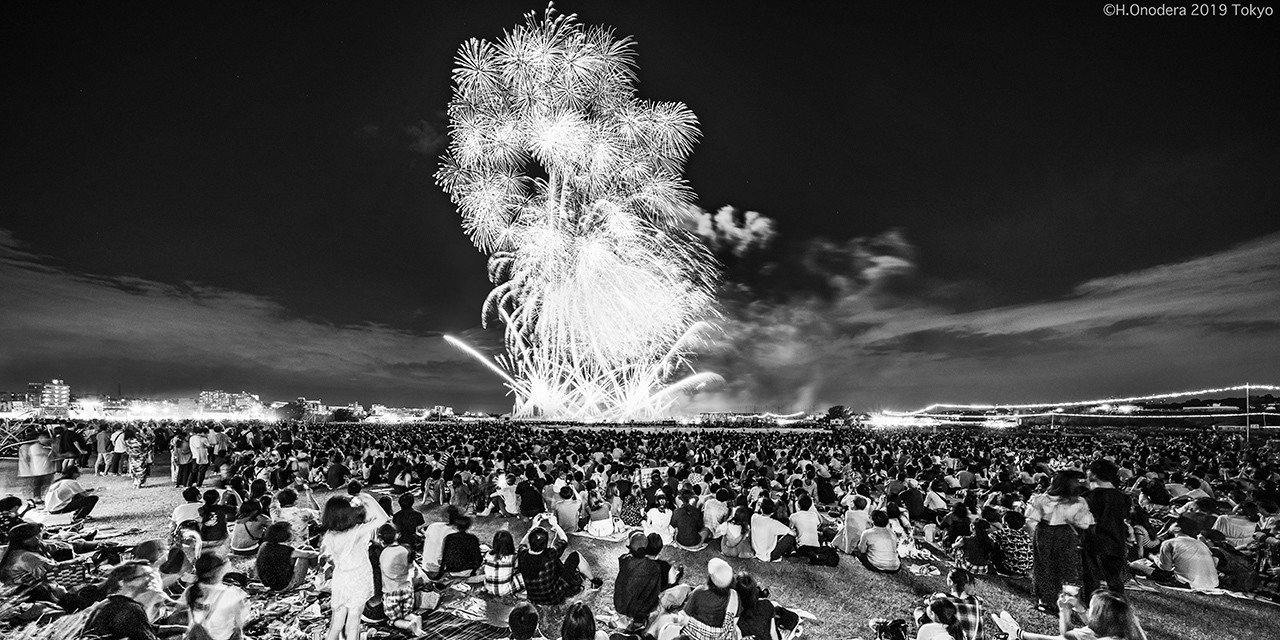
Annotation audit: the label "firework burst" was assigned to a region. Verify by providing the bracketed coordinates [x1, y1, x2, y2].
[437, 5, 721, 420]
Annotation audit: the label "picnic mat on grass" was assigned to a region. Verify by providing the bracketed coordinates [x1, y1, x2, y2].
[571, 530, 633, 543]
[420, 609, 508, 640]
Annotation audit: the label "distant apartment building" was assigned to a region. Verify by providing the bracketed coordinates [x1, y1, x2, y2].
[29, 379, 70, 416]
[198, 390, 262, 414]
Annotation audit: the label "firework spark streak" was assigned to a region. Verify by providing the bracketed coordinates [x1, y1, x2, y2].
[436, 6, 721, 420]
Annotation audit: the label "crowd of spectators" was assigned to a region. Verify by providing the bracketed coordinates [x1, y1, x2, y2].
[4, 418, 1280, 640]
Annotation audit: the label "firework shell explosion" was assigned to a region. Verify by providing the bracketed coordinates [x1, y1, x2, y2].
[436, 5, 721, 420]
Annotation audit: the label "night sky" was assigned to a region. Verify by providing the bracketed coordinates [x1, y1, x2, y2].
[3, 2, 1278, 412]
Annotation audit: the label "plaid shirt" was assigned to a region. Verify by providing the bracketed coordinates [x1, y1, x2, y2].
[935, 593, 984, 640]
[517, 548, 571, 605]
[483, 552, 524, 597]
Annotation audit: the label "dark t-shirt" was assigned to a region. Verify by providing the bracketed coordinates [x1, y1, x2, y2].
[392, 508, 426, 549]
[1083, 487, 1131, 557]
[672, 505, 705, 547]
[737, 597, 777, 639]
[683, 586, 731, 627]
[613, 554, 665, 619]
[84, 594, 159, 640]
[256, 542, 296, 591]
[516, 481, 545, 516]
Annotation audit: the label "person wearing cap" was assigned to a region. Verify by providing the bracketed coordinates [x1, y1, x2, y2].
[672, 558, 740, 638]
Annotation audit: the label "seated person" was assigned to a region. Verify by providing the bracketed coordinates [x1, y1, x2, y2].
[990, 511, 1033, 577]
[440, 515, 484, 579]
[228, 501, 271, 556]
[1130, 516, 1219, 590]
[390, 492, 425, 552]
[255, 522, 319, 592]
[750, 498, 796, 561]
[505, 602, 549, 640]
[82, 561, 169, 640]
[0, 496, 35, 542]
[672, 490, 708, 548]
[129, 540, 185, 627]
[553, 486, 583, 534]
[857, 510, 901, 573]
[516, 526, 602, 606]
[170, 487, 203, 529]
[44, 466, 99, 521]
[613, 532, 681, 629]
[734, 572, 800, 640]
[421, 505, 462, 575]
[271, 485, 321, 547]
[378, 524, 428, 636]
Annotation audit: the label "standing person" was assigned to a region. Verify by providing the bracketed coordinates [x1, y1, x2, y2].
[170, 429, 192, 487]
[1082, 459, 1130, 601]
[125, 428, 154, 489]
[184, 553, 249, 640]
[110, 425, 129, 476]
[17, 430, 56, 506]
[188, 428, 211, 487]
[1026, 472, 1095, 614]
[320, 492, 390, 640]
[95, 424, 113, 476]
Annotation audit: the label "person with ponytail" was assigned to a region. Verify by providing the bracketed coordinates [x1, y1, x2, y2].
[183, 553, 248, 640]
[915, 598, 964, 640]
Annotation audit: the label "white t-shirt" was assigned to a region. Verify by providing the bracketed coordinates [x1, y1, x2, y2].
[1157, 535, 1219, 590]
[189, 583, 248, 640]
[45, 479, 85, 512]
[917, 622, 953, 640]
[750, 513, 793, 559]
[189, 435, 210, 464]
[421, 522, 457, 571]
[788, 509, 821, 547]
[172, 502, 202, 524]
[110, 431, 128, 454]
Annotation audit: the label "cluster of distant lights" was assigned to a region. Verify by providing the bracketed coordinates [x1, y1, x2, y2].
[866, 383, 1280, 428]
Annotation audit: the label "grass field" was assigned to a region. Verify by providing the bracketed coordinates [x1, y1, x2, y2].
[1, 458, 1272, 640]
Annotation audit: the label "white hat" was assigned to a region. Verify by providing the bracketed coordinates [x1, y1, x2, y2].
[707, 558, 733, 589]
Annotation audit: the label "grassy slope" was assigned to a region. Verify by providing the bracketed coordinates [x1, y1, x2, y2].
[2, 461, 1272, 640]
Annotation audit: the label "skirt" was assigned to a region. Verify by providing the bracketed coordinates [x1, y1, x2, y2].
[331, 566, 375, 611]
[1033, 524, 1081, 603]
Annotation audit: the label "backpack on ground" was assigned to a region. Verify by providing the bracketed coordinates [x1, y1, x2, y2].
[808, 546, 839, 567]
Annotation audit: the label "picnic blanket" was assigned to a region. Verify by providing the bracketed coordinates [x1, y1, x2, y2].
[420, 610, 508, 640]
[571, 529, 633, 543]
[673, 541, 710, 553]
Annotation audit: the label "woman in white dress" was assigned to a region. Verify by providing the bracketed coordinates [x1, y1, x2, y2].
[644, 494, 675, 544]
[320, 491, 389, 640]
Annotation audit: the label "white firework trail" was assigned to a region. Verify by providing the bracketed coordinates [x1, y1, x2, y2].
[436, 5, 722, 420]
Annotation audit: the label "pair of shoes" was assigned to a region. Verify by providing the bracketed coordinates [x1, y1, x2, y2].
[1034, 603, 1056, 616]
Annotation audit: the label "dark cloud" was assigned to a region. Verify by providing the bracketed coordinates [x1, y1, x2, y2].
[0, 229, 505, 409]
[680, 225, 1280, 413]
